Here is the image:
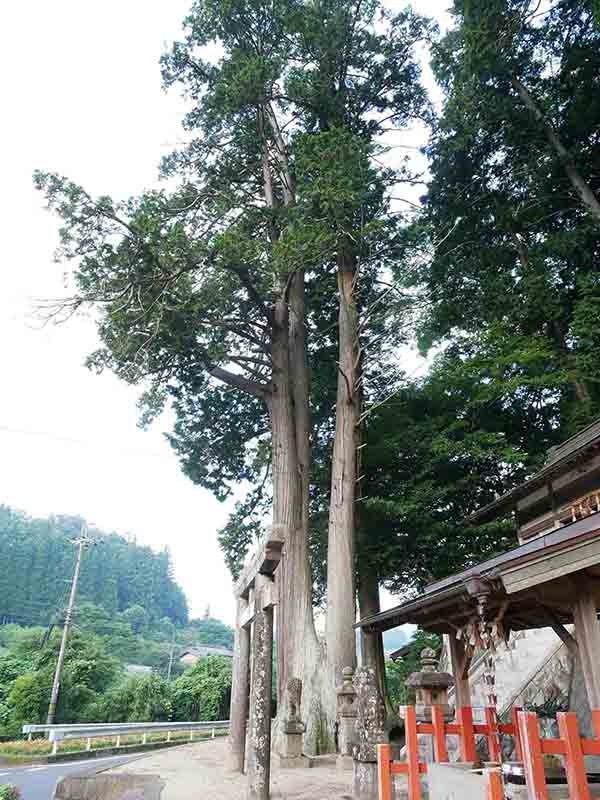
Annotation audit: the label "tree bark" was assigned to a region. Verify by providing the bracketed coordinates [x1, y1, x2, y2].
[357, 569, 387, 703]
[260, 107, 325, 753]
[270, 295, 325, 754]
[325, 247, 359, 733]
[511, 76, 600, 224]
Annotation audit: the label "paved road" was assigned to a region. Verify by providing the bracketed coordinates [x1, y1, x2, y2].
[0, 754, 141, 800]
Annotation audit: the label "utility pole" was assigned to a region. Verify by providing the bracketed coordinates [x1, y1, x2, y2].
[167, 625, 176, 680]
[46, 525, 93, 725]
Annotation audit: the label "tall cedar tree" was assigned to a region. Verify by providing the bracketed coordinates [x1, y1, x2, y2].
[34, 0, 430, 747]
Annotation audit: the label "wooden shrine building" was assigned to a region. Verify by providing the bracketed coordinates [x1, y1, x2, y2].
[356, 418, 600, 712]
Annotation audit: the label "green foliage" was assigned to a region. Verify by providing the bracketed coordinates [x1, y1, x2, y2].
[0, 786, 21, 800]
[184, 617, 234, 650]
[121, 605, 148, 635]
[407, 0, 600, 453]
[0, 609, 235, 733]
[87, 674, 174, 723]
[33, 0, 432, 587]
[359, 360, 522, 594]
[0, 628, 121, 735]
[385, 631, 441, 709]
[0, 507, 188, 627]
[172, 656, 232, 722]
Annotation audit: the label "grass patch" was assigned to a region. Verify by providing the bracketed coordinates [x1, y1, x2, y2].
[0, 730, 227, 758]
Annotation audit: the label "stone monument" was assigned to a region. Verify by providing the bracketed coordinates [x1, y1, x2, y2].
[278, 677, 314, 768]
[352, 666, 387, 799]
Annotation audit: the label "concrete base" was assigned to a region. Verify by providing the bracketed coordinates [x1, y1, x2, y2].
[277, 754, 316, 769]
[428, 763, 485, 800]
[53, 774, 164, 800]
[336, 754, 354, 772]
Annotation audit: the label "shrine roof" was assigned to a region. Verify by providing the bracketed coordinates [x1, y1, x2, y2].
[356, 512, 600, 635]
[468, 418, 600, 525]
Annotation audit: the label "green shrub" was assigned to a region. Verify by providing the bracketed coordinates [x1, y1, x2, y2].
[0, 785, 21, 800]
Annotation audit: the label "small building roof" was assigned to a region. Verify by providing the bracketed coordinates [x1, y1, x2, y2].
[356, 512, 600, 636]
[179, 646, 234, 659]
[468, 417, 600, 525]
[388, 644, 412, 661]
[125, 663, 153, 674]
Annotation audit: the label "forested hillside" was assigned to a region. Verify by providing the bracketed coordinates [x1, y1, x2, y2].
[0, 507, 235, 736]
[0, 506, 188, 626]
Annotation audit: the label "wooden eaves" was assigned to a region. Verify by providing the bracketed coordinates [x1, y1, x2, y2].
[355, 512, 600, 637]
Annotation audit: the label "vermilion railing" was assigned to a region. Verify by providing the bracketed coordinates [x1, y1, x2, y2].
[518, 709, 600, 800]
[378, 705, 600, 800]
[377, 704, 519, 800]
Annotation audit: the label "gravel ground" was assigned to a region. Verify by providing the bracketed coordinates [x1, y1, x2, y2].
[108, 739, 357, 799]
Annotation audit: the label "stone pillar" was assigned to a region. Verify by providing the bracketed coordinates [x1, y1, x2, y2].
[352, 666, 387, 800]
[247, 575, 274, 800]
[406, 647, 454, 763]
[228, 596, 251, 772]
[337, 666, 358, 771]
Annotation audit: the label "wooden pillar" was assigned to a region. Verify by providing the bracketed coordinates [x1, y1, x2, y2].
[247, 575, 275, 800]
[448, 634, 472, 709]
[228, 596, 251, 772]
[573, 583, 600, 709]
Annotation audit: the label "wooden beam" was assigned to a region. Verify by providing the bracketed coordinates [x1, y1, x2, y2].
[448, 634, 472, 709]
[572, 579, 600, 708]
[539, 602, 578, 655]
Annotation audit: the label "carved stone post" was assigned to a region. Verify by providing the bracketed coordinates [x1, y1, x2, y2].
[278, 678, 314, 768]
[247, 575, 274, 800]
[405, 647, 454, 763]
[352, 666, 387, 800]
[228, 596, 251, 772]
[337, 666, 358, 771]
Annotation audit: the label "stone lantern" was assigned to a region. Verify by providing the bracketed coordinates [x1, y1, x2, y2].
[336, 666, 358, 771]
[406, 647, 454, 723]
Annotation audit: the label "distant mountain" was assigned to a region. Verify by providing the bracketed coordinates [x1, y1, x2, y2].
[0, 505, 188, 626]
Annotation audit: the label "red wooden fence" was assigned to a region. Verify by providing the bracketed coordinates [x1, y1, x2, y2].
[377, 705, 519, 800]
[518, 709, 600, 800]
[378, 705, 600, 800]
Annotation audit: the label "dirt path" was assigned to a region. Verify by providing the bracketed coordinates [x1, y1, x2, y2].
[108, 739, 355, 799]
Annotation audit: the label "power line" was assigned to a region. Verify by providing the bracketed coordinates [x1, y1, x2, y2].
[0, 425, 169, 463]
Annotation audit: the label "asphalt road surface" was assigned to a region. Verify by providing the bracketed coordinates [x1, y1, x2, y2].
[0, 754, 141, 800]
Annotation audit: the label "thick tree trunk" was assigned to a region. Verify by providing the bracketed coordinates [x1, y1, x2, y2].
[260, 114, 326, 754]
[270, 296, 324, 755]
[325, 249, 359, 733]
[357, 570, 387, 702]
[511, 77, 600, 224]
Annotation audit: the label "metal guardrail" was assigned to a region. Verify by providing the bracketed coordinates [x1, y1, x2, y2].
[22, 720, 229, 755]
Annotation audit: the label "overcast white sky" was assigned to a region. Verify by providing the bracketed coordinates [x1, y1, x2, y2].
[0, 0, 451, 626]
